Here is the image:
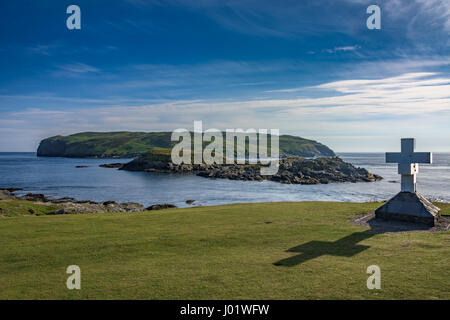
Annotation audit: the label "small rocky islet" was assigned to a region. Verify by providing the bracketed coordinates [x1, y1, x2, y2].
[118, 154, 382, 185]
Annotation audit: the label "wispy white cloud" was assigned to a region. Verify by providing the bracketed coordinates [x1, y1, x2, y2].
[51, 63, 101, 78]
[56, 63, 100, 74]
[124, 0, 450, 40]
[322, 45, 360, 54]
[2, 72, 450, 151]
[267, 57, 450, 92]
[27, 44, 59, 56]
[416, 0, 450, 31]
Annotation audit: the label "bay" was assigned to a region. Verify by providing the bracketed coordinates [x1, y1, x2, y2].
[1, 152, 449, 207]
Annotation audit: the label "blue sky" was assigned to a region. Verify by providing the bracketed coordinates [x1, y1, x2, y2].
[0, 0, 449, 152]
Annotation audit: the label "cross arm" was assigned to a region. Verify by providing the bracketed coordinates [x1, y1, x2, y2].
[411, 152, 432, 164]
[386, 152, 401, 163]
[386, 152, 432, 164]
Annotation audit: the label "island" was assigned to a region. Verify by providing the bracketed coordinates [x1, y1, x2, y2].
[37, 132, 381, 184]
[120, 151, 382, 184]
[37, 131, 335, 158]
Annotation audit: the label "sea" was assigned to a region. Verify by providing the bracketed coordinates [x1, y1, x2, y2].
[1, 152, 450, 208]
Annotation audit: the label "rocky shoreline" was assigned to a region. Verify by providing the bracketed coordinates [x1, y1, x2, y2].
[118, 156, 382, 184]
[1, 155, 382, 216]
[0, 188, 177, 215]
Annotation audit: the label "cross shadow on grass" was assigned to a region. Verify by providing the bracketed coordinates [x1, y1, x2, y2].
[273, 215, 432, 267]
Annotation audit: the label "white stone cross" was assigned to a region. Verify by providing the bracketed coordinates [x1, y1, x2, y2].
[386, 138, 432, 193]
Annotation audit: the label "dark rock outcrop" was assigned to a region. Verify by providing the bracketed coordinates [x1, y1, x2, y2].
[37, 138, 68, 157]
[19, 193, 49, 202]
[99, 163, 124, 169]
[1, 189, 146, 214]
[0, 190, 15, 200]
[0, 188, 23, 193]
[121, 156, 382, 185]
[51, 197, 76, 203]
[146, 204, 177, 210]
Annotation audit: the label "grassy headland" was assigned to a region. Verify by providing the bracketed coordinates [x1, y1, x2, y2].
[0, 199, 60, 217]
[36, 132, 335, 158]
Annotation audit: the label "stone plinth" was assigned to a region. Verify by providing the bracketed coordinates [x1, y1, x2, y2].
[375, 192, 441, 226]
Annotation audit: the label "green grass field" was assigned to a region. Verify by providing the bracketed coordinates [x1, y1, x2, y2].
[0, 201, 449, 299]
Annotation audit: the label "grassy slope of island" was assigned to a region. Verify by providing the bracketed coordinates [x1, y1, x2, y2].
[0, 200, 449, 299]
[37, 131, 336, 158]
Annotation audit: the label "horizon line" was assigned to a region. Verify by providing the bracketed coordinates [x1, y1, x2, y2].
[2, 151, 450, 154]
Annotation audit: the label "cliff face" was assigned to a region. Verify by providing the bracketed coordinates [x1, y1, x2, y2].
[37, 138, 67, 157]
[37, 132, 153, 158]
[37, 137, 137, 158]
[37, 132, 336, 158]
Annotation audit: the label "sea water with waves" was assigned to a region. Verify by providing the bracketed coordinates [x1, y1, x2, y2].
[1, 152, 450, 207]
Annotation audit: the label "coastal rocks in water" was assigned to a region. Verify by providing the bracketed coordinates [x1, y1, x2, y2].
[53, 200, 145, 214]
[121, 154, 382, 185]
[186, 200, 195, 204]
[0, 187, 23, 193]
[0, 190, 15, 200]
[75, 200, 99, 204]
[19, 193, 49, 202]
[53, 202, 103, 214]
[51, 197, 76, 203]
[99, 163, 124, 169]
[146, 204, 177, 210]
[102, 201, 145, 212]
[75, 165, 89, 168]
[120, 202, 145, 212]
[0, 188, 24, 200]
[1, 188, 146, 215]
